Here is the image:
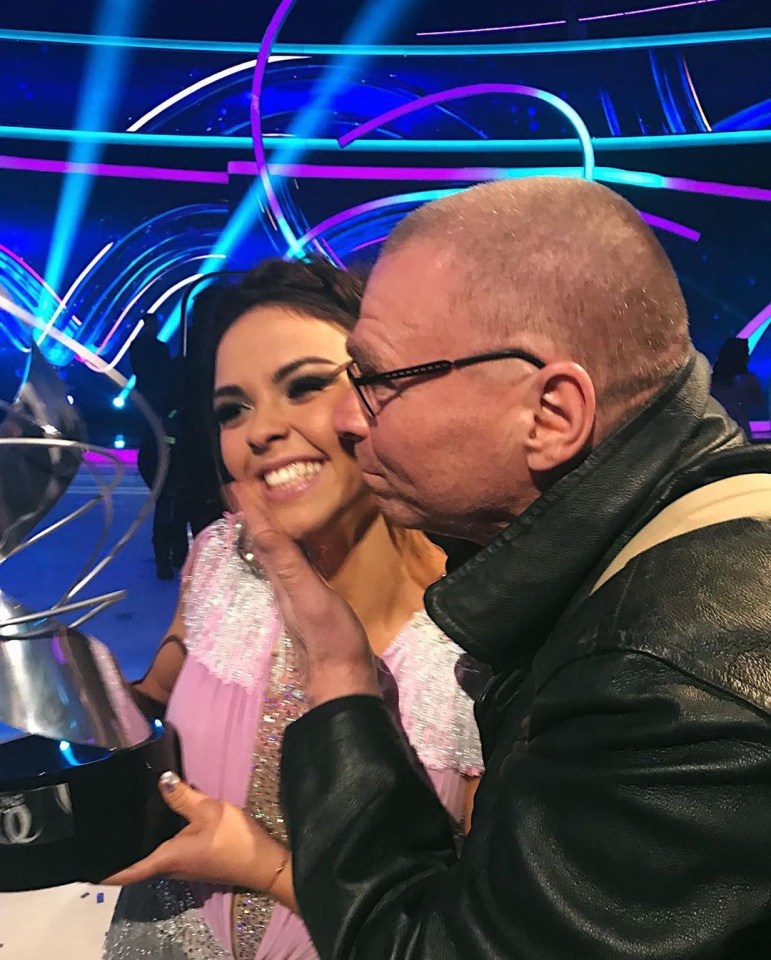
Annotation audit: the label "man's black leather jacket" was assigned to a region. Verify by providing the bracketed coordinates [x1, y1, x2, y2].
[281, 352, 771, 959]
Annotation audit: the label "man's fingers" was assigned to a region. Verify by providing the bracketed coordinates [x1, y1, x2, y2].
[231, 483, 318, 588]
[232, 485, 291, 548]
[229, 481, 272, 533]
[230, 481, 359, 637]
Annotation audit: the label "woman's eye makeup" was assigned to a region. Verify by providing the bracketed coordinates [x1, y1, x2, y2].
[285, 372, 338, 400]
[213, 400, 250, 425]
[213, 369, 341, 422]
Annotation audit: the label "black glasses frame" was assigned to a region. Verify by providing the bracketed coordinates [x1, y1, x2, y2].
[346, 348, 546, 417]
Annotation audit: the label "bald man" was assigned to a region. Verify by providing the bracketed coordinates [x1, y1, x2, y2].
[274, 178, 771, 958]
[121, 179, 771, 958]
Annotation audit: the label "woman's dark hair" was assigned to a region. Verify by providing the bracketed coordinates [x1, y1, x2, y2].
[188, 256, 364, 486]
[206, 256, 364, 354]
[712, 337, 750, 386]
[186, 256, 444, 584]
[196, 255, 364, 410]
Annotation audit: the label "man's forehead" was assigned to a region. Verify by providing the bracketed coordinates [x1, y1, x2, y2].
[353, 242, 459, 362]
[347, 317, 399, 367]
[368, 240, 455, 298]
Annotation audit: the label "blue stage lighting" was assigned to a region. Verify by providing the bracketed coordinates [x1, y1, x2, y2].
[3, 126, 771, 153]
[272, 0, 419, 247]
[59, 740, 83, 767]
[113, 434, 126, 450]
[0, 126, 252, 149]
[39, 0, 148, 334]
[213, 0, 419, 267]
[112, 375, 135, 409]
[0, 26, 768, 56]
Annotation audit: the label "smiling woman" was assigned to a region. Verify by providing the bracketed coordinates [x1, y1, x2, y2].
[103, 257, 483, 960]
[211, 311, 361, 540]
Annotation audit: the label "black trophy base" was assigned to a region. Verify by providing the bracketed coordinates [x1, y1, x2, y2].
[0, 721, 184, 891]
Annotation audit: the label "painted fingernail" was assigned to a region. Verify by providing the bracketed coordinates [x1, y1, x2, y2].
[159, 770, 180, 792]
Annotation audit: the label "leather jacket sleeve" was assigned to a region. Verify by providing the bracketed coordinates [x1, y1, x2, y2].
[281, 653, 771, 959]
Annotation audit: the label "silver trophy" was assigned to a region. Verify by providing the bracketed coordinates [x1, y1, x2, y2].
[0, 299, 182, 890]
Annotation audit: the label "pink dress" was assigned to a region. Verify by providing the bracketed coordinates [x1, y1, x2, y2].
[104, 515, 482, 960]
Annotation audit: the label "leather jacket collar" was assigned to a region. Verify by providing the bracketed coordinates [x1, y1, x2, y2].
[425, 351, 768, 670]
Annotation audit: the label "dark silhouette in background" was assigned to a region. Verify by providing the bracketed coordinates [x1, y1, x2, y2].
[129, 312, 188, 580]
[710, 337, 765, 438]
[177, 287, 227, 536]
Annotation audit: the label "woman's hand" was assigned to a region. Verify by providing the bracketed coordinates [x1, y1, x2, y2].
[103, 773, 286, 892]
[230, 482, 381, 707]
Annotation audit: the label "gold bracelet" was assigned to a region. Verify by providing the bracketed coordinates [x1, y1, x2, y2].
[264, 854, 289, 894]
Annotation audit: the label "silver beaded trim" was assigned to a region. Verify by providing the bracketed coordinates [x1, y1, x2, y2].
[232, 632, 306, 960]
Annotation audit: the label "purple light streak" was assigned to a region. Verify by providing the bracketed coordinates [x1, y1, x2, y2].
[249, 0, 300, 248]
[51, 636, 67, 665]
[738, 300, 771, 348]
[664, 176, 771, 202]
[286, 188, 698, 261]
[350, 235, 389, 253]
[232, 159, 771, 206]
[84, 448, 138, 466]
[0, 153, 227, 184]
[0, 150, 761, 252]
[338, 82, 595, 180]
[638, 211, 699, 240]
[341, 83, 558, 147]
[581, 0, 721, 22]
[417, 19, 566, 37]
[416, 0, 722, 37]
[229, 159, 525, 181]
[286, 191, 456, 257]
[3, 157, 769, 206]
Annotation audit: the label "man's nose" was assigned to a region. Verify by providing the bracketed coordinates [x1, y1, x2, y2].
[333, 388, 370, 444]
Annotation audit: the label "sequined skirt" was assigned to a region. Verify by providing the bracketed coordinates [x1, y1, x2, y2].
[103, 879, 232, 960]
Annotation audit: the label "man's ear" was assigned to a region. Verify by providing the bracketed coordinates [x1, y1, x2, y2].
[523, 362, 596, 473]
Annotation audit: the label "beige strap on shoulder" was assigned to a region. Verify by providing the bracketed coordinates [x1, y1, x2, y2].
[591, 473, 771, 595]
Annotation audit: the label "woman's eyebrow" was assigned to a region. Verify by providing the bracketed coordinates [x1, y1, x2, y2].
[272, 357, 339, 384]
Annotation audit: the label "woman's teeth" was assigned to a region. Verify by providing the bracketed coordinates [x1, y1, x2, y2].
[263, 461, 323, 489]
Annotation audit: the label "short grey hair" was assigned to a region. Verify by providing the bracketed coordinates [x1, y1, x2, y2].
[385, 177, 691, 425]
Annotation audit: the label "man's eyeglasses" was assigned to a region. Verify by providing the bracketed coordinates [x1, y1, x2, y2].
[346, 349, 546, 418]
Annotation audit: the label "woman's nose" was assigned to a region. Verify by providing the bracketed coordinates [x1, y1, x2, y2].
[245, 405, 290, 452]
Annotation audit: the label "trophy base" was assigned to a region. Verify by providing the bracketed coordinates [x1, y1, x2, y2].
[0, 721, 184, 891]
